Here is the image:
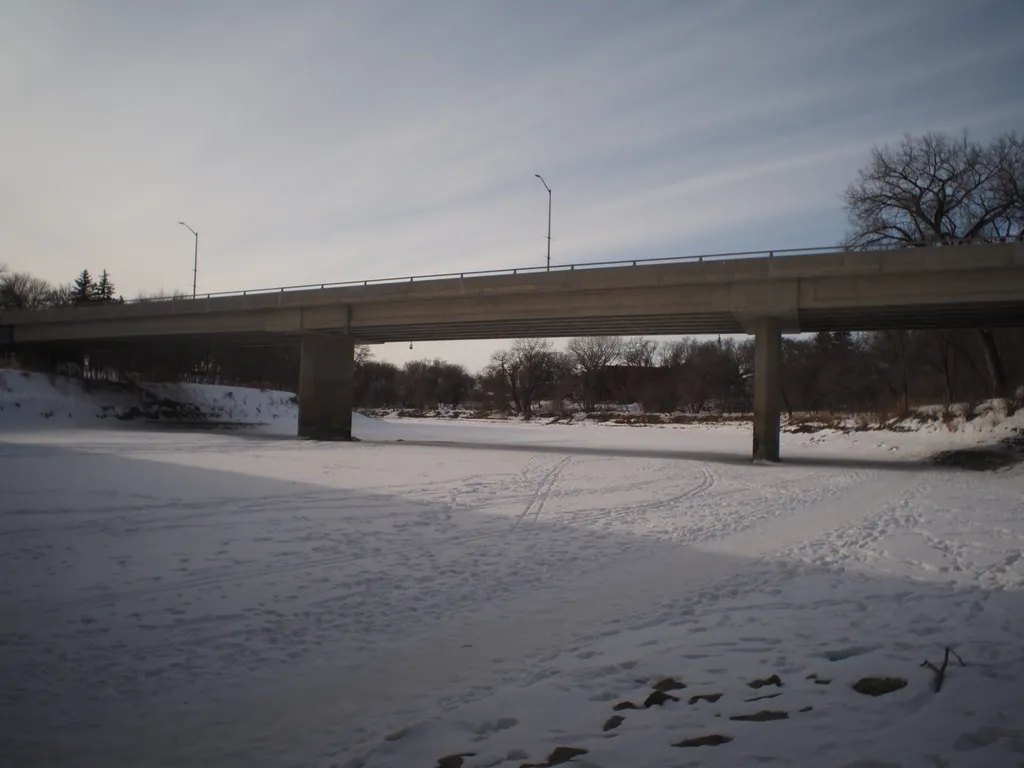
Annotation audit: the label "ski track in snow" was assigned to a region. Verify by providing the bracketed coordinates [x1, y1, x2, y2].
[507, 456, 571, 538]
[2, 391, 1024, 767]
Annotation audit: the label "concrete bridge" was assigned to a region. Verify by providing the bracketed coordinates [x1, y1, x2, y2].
[3, 242, 1023, 460]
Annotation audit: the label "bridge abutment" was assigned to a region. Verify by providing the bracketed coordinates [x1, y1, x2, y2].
[751, 318, 782, 462]
[298, 334, 354, 440]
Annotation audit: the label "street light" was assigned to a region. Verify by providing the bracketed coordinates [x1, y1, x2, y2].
[535, 174, 551, 271]
[178, 221, 198, 299]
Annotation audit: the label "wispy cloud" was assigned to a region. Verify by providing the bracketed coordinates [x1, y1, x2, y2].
[2, 0, 1022, 368]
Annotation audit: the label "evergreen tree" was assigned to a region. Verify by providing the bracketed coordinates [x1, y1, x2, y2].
[73, 269, 95, 304]
[97, 269, 115, 303]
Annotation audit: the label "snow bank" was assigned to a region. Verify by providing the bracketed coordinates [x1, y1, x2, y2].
[0, 369, 143, 429]
[0, 369, 397, 440]
[144, 381, 299, 433]
[0, 369, 299, 434]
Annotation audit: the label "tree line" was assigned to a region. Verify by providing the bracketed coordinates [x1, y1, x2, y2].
[19, 327, 1021, 419]
[352, 330, 1024, 418]
[0, 266, 121, 309]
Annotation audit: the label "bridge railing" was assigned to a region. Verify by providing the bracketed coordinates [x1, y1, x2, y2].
[80, 237, 1016, 306]
[129, 244, 850, 305]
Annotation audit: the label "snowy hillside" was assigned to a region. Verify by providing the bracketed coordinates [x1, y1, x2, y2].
[0, 369, 298, 434]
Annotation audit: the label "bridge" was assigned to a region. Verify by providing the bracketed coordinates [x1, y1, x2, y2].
[3, 242, 1024, 460]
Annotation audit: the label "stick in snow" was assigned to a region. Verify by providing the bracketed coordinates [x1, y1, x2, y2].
[920, 646, 966, 692]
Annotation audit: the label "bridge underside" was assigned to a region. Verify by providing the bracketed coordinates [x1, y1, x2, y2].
[11, 298, 1024, 349]
[9, 301, 1023, 461]
[356, 304, 1024, 342]
[797, 302, 1024, 332]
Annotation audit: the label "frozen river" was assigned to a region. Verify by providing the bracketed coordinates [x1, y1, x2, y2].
[2, 414, 1023, 767]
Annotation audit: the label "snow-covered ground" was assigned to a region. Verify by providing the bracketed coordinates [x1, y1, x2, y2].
[1, 372, 1023, 767]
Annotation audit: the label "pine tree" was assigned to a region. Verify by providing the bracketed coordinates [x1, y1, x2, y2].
[97, 270, 115, 303]
[73, 269, 95, 304]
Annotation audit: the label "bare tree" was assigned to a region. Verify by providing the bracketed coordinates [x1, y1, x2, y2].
[866, 331, 912, 415]
[622, 336, 659, 368]
[47, 283, 75, 307]
[486, 338, 565, 419]
[674, 338, 751, 414]
[843, 131, 1023, 247]
[658, 338, 698, 369]
[400, 359, 434, 409]
[0, 271, 54, 310]
[355, 359, 399, 408]
[566, 336, 622, 411]
[842, 131, 1023, 396]
[434, 361, 475, 408]
[354, 345, 373, 366]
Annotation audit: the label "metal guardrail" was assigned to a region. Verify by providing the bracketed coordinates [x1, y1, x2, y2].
[32, 238, 1013, 308]
[128, 244, 854, 305]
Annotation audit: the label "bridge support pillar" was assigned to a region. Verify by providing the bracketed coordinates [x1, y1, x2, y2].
[298, 334, 354, 440]
[752, 318, 782, 462]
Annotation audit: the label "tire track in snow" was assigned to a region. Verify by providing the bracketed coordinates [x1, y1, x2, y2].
[650, 463, 716, 529]
[683, 463, 716, 500]
[525, 457, 573, 536]
[508, 457, 572, 537]
[543, 462, 716, 529]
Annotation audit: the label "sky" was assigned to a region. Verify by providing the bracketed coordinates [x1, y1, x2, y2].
[2, 0, 1023, 371]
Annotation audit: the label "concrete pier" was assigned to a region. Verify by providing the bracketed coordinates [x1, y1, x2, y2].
[298, 335, 354, 440]
[752, 318, 782, 462]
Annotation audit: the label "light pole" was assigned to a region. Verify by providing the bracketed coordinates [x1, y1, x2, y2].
[178, 221, 198, 298]
[535, 174, 551, 271]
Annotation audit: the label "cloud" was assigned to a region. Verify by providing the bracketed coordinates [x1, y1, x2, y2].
[1, 0, 1022, 370]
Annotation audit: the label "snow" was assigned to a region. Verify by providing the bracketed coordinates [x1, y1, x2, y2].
[0, 369, 298, 434]
[1, 371, 1023, 767]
